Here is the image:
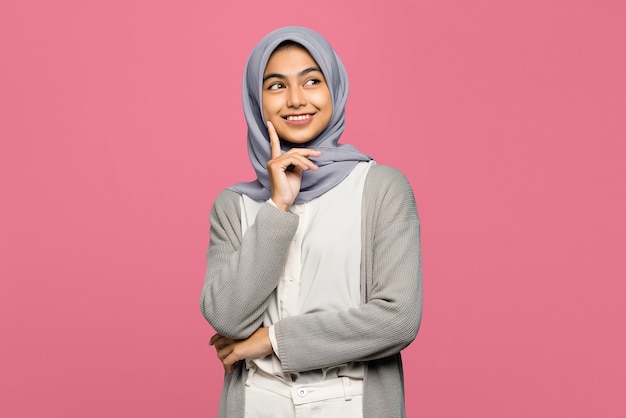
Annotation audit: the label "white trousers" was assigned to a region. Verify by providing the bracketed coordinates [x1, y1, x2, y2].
[244, 370, 363, 418]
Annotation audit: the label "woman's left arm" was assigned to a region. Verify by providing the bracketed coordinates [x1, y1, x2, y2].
[272, 165, 422, 373]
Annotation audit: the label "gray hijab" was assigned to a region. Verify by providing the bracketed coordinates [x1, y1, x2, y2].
[228, 26, 372, 203]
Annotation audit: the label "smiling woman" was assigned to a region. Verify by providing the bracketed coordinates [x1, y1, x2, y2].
[200, 26, 422, 418]
[261, 42, 333, 145]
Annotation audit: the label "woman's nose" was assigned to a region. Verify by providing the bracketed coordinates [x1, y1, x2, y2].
[287, 87, 306, 108]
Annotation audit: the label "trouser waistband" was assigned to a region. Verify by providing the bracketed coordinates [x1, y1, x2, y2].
[246, 369, 363, 405]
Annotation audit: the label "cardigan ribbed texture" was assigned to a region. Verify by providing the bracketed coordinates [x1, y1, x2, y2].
[200, 164, 422, 418]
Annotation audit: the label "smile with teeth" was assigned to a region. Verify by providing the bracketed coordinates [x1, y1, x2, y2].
[285, 114, 313, 121]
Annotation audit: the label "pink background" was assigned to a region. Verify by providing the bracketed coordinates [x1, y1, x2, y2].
[1, 0, 625, 417]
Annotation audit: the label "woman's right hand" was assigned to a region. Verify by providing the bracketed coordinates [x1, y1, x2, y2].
[266, 121, 321, 211]
[209, 328, 273, 374]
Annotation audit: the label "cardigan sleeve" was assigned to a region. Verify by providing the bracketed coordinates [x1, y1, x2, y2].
[273, 165, 422, 373]
[200, 189, 300, 339]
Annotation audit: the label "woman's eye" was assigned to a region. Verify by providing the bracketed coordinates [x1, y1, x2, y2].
[268, 82, 284, 90]
[304, 79, 321, 86]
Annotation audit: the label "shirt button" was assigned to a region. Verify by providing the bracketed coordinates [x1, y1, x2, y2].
[297, 388, 308, 397]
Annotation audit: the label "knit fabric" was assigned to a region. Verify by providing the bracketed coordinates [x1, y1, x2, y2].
[201, 164, 422, 418]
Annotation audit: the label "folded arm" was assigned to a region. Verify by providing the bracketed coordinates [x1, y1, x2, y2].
[200, 190, 299, 339]
[274, 165, 422, 372]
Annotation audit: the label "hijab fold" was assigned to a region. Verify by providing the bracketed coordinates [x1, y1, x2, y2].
[228, 26, 372, 203]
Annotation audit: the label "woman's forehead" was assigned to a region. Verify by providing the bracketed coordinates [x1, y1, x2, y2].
[264, 45, 321, 74]
[261, 41, 326, 78]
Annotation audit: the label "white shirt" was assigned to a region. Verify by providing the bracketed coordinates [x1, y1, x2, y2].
[240, 161, 374, 383]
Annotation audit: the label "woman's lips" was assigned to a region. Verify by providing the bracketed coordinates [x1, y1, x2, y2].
[283, 113, 314, 125]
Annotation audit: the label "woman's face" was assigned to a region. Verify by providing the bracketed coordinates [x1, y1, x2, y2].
[262, 45, 332, 145]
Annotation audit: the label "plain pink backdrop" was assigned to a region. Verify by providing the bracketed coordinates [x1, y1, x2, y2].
[1, 0, 625, 417]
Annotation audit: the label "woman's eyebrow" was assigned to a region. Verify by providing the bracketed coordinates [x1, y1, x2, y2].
[300, 67, 322, 76]
[262, 67, 323, 83]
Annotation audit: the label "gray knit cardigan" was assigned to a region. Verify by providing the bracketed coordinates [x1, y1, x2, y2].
[201, 164, 422, 418]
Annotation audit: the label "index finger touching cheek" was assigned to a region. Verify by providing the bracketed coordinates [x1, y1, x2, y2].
[267, 121, 281, 159]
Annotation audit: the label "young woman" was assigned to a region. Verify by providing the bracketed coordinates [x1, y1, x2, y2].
[200, 26, 422, 418]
